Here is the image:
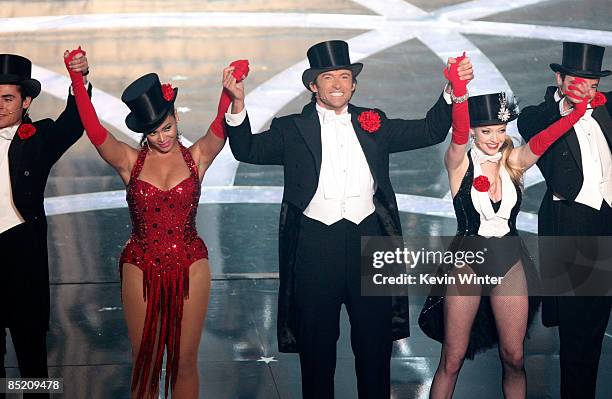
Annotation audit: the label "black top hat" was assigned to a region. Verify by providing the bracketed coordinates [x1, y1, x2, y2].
[469, 92, 518, 127]
[121, 73, 178, 133]
[0, 54, 41, 98]
[550, 42, 611, 79]
[302, 40, 363, 91]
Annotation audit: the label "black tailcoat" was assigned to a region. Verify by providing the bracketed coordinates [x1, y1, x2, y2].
[518, 87, 612, 326]
[0, 87, 88, 330]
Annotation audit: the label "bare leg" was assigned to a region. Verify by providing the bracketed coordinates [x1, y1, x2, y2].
[430, 267, 481, 399]
[490, 262, 529, 399]
[171, 259, 211, 399]
[122, 263, 159, 399]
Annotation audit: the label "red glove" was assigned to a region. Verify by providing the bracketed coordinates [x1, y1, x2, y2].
[445, 52, 469, 144]
[444, 52, 468, 97]
[528, 93, 587, 156]
[64, 47, 108, 146]
[209, 60, 250, 139]
[450, 100, 470, 145]
[564, 77, 586, 103]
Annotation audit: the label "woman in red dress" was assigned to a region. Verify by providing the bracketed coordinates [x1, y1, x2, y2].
[64, 47, 248, 398]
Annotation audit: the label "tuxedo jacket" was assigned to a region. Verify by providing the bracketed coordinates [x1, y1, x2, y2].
[517, 87, 612, 326]
[0, 87, 88, 329]
[518, 87, 612, 215]
[227, 96, 451, 352]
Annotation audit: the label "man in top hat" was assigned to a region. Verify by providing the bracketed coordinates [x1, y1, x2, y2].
[0, 52, 90, 395]
[222, 40, 473, 398]
[518, 42, 612, 399]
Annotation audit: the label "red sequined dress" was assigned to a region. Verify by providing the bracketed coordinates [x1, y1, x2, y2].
[120, 142, 208, 398]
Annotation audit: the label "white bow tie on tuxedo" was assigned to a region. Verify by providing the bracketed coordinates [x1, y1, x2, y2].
[472, 146, 502, 164]
[0, 125, 18, 141]
[321, 112, 351, 126]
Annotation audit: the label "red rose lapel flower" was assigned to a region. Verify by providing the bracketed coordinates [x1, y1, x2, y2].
[590, 92, 607, 108]
[473, 175, 490, 192]
[161, 83, 175, 102]
[357, 110, 381, 133]
[17, 123, 36, 140]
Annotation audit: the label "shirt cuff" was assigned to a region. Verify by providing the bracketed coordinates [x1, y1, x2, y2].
[225, 105, 247, 126]
[442, 84, 452, 105]
[558, 98, 572, 117]
[69, 81, 91, 96]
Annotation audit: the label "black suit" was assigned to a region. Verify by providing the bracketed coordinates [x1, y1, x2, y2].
[518, 87, 612, 399]
[0, 87, 87, 395]
[227, 96, 451, 398]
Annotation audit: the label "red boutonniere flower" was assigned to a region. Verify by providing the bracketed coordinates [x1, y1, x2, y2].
[17, 123, 36, 140]
[590, 92, 607, 108]
[161, 83, 175, 102]
[357, 110, 381, 133]
[473, 175, 490, 192]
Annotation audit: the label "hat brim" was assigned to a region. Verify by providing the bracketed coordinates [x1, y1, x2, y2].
[550, 63, 612, 79]
[470, 114, 518, 127]
[125, 87, 178, 133]
[0, 76, 41, 99]
[302, 63, 363, 91]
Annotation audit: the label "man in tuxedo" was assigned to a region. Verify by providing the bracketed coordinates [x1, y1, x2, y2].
[518, 42, 612, 399]
[0, 53, 90, 396]
[223, 40, 472, 398]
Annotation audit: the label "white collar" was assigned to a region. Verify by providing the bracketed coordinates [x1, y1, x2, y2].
[0, 124, 20, 141]
[472, 145, 502, 164]
[316, 103, 350, 123]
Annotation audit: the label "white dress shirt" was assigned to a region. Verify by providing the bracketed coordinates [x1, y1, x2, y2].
[0, 124, 25, 234]
[301, 104, 376, 225]
[553, 90, 612, 209]
[225, 103, 375, 225]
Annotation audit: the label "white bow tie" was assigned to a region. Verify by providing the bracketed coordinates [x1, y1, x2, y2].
[473, 146, 502, 164]
[321, 112, 351, 126]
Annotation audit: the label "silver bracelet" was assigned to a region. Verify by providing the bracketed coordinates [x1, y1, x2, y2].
[450, 88, 469, 103]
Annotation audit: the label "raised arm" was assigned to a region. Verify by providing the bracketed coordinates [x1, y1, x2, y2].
[443, 52, 471, 173]
[223, 63, 284, 165]
[43, 52, 90, 167]
[510, 78, 591, 170]
[191, 60, 250, 178]
[387, 55, 473, 154]
[64, 47, 137, 184]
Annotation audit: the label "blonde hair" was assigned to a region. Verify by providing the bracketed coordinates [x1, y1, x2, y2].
[499, 136, 524, 188]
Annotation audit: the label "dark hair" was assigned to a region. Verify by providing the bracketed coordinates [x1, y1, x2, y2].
[12, 84, 32, 123]
[139, 108, 177, 146]
[309, 76, 358, 103]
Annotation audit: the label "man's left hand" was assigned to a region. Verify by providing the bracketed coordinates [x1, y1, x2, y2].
[64, 49, 89, 85]
[447, 55, 474, 81]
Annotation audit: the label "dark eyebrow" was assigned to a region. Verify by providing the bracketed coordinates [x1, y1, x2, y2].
[149, 123, 172, 135]
[1, 94, 15, 99]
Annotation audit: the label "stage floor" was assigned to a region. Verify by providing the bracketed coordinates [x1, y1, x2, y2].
[2, 0, 612, 397]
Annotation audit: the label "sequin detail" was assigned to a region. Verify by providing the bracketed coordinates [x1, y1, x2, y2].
[119, 142, 208, 398]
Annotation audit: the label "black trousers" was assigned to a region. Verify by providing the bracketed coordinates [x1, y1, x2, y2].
[0, 328, 49, 399]
[0, 223, 49, 399]
[294, 213, 392, 399]
[545, 199, 612, 399]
